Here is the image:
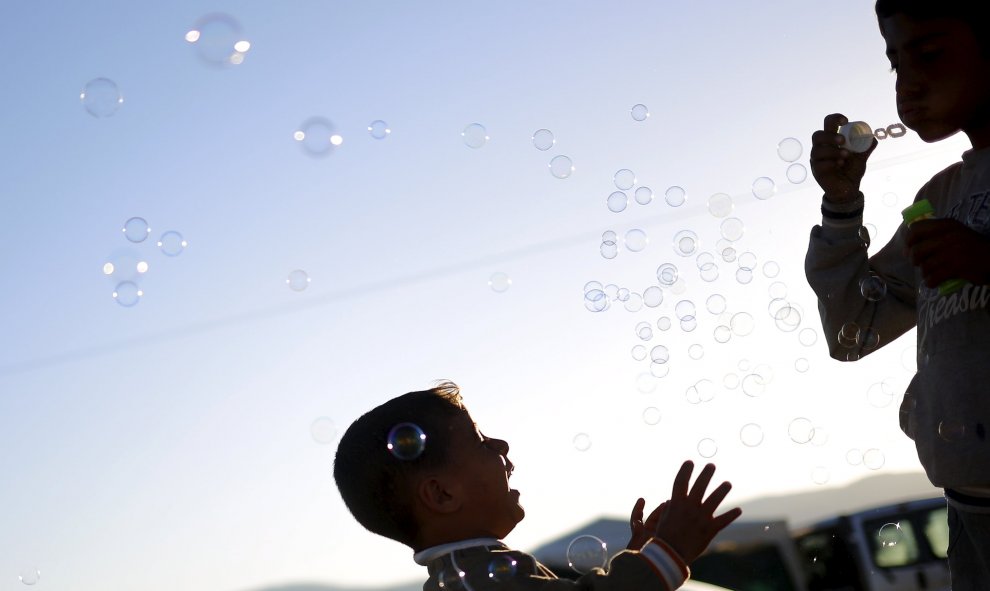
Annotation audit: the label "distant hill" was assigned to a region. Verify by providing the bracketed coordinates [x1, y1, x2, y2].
[734, 470, 938, 527]
[244, 471, 939, 591]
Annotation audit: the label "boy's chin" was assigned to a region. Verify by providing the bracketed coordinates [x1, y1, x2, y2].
[911, 123, 961, 144]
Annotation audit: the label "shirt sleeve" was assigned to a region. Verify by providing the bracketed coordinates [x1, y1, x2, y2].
[804, 192, 918, 361]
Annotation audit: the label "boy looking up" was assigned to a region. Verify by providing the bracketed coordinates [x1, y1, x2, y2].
[806, 1, 990, 587]
[333, 381, 741, 590]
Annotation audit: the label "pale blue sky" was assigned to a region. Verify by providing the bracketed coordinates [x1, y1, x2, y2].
[0, 1, 973, 590]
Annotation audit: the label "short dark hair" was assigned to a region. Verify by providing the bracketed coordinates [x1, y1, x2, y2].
[333, 380, 467, 546]
[876, 0, 989, 50]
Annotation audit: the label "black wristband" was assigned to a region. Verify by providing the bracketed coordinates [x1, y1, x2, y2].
[821, 205, 864, 220]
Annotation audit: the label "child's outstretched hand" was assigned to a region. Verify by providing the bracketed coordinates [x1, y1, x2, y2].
[810, 113, 877, 203]
[649, 460, 742, 563]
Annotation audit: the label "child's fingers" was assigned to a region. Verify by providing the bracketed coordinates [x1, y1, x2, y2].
[711, 507, 744, 531]
[823, 113, 848, 132]
[630, 497, 645, 526]
[701, 480, 733, 514]
[688, 463, 717, 502]
[671, 460, 694, 498]
[645, 502, 666, 529]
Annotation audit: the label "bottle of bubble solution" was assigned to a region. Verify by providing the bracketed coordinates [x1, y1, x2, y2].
[838, 121, 875, 153]
[901, 199, 967, 295]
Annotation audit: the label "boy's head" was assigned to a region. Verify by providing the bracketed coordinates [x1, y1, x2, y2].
[333, 381, 524, 550]
[875, 1, 990, 145]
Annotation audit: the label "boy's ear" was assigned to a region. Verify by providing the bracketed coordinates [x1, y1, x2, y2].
[417, 475, 463, 514]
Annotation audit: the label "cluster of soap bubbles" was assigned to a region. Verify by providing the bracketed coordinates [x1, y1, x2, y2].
[103, 217, 188, 307]
[525, 128, 575, 179]
[777, 137, 809, 184]
[837, 321, 881, 360]
[845, 447, 887, 470]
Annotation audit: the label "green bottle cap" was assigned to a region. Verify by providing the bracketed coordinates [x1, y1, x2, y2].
[902, 199, 935, 223]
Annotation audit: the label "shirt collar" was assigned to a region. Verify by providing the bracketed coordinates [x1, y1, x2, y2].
[413, 538, 505, 565]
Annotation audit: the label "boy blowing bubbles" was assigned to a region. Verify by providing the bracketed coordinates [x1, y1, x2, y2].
[806, 1, 990, 587]
[334, 381, 741, 590]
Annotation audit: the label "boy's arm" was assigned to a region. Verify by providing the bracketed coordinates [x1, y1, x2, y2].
[806, 113, 918, 360]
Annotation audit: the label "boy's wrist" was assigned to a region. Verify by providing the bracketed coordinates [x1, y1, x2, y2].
[821, 192, 865, 229]
[638, 537, 690, 589]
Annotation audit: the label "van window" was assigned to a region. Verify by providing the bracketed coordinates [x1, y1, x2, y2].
[795, 529, 863, 591]
[924, 506, 949, 558]
[864, 520, 920, 567]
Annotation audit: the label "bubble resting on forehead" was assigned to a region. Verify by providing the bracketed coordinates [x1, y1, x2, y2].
[387, 422, 427, 460]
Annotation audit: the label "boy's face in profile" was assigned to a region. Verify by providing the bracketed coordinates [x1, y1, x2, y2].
[881, 14, 990, 144]
[440, 410, 525, 539]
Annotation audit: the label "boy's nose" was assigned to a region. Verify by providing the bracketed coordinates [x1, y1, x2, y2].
[490, 437, 510, 454]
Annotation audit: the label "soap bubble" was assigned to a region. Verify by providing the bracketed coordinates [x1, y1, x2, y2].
[650, 345, 670, 364]
[740, 423, 764, 447]
[368, 120, 391, 139]
[287, 269, 311, 292]
[488, 556, 518, 581]
[636, 372, 658, 394]
[723, 372, 740, 389]
[752, 177, 777, 200]
[656, 263, 678, 286]
[631, 345, 647, 361]
[642, 406, 662, 425]
[938, 419, 966, 442]
[882, 192, 899, 207]
[696, 252, 716, 270]
[18, 567, 41, 586]
[706, 294, 727, 314]
[601, 231, 616, 243]
[532, 128, 555, 151]
[462, 123, 489, 148]
[649, 361, 670, 378]
[489, 272, 512, 293]
[573, 433, 592, 451]
[788, 418, 815, 444]
[295, 117, 343, 157]
[80, 77, 123, 118]
[614, 169, 636, 190]
[185, 13, 250, 67]
[777, 137, 803, 162]
[672, 230, 699, 257]
[768, 281, 788, 300]
[867, 381, 896, 408]
[735, 267, 754, 284]
[846, 449, 863, 465]
[730, 312, 755, 336]
[737, 251, 758, 271]
[697, 438, 718, 458]
[624, 229, 648, 252]
[762, 261, 780, 278]
[680, 316, 698, 332]
[713, 325, 731, 343]
[567, 535, 607, 573]
[675, 300, 696, 320]
[387, 422, 427, 460]
[688, 343, 704, 360]
[600, 241, 618, 259]
[773, 305, 802, 332]
[623, 292, 644, 312]
[112, 281, 143, 307]
[122, 217, 151, 243]
[630, 104, 650, 121]
[741, 374, 766, 396]
[634, 186, 654, 205]
[310, 417, 337, 444]
[876, 522, 907, 551]
[838, 322, 860, 348]
[607, 191, 628, 213]
[720, 217, 745, 241]
[635, 321, 653, 341]
[795, 358, 810, 372]
[656, 316, 672, 331]
[786, 163, 808, 183]
[643, 286, 663, 307]
[863, 448, 886, 470]
[708, 193, 733, 217]
[549, 155, 574, 179]
[860, 275, 888, 301]
[798, 328, 818, 346]
[811, 466, 831, 485]
[665, 186, 687, 207]
[158, 231, 187, 256]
